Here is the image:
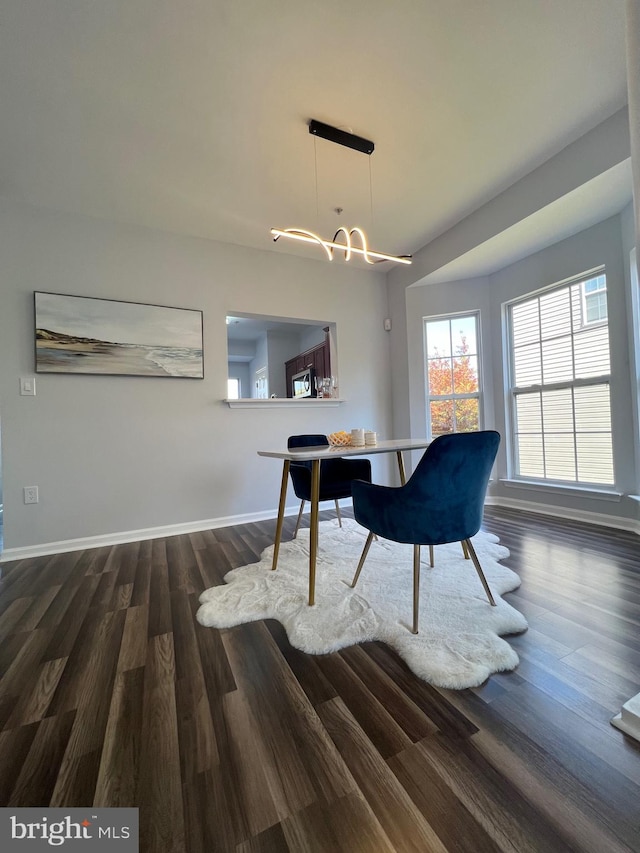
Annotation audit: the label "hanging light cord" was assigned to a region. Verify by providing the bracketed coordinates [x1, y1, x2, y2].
[313, 136, 319, 227]
[271, 121, 412, 265]
[369, 155, 374, 231]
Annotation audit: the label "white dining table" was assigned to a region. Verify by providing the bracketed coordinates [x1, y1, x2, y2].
[257, 438, 432, 605]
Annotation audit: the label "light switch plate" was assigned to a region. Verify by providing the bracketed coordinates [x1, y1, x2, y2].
[20, 376, 36, 396]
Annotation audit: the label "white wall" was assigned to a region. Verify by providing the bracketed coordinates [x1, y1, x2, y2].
[227, 339, 256, 360]
[627, 1, 640, 273]
[265, 331, 300, 398]
[488, 215, 637, 519]
[300, 325, 327, 352]
[621, 202, 640, 494]
[0, 199, 393, 553]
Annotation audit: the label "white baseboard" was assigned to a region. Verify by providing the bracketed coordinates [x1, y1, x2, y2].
[485, 495, 640, 536]
[0, 503, 312, 563]
[612, 693, 640, 742]
[3, 494, 635, 564]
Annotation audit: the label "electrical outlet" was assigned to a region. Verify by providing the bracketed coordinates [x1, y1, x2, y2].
[23, 486, 39, 504]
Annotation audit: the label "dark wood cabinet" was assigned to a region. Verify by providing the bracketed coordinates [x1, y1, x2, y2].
[312, 344, 329, 380]
[284, 331, 331, 397]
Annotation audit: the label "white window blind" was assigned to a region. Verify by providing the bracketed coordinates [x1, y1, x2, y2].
[508, 273, 613, 485]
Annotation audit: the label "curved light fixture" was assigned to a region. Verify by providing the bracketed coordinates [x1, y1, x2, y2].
[270, 119, 413, 267]
[271, 227, 412, 265]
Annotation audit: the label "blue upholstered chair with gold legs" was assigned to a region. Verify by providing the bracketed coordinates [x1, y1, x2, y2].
[350, 430, 500, 634]
[287, 434, 372, 537]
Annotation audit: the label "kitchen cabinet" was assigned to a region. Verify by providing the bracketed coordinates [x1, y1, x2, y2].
[284, 332, 331, 397]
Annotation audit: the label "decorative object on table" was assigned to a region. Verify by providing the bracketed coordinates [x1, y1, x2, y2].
[196, 518, 527, 689]
[364, 430, 377, 446]
[271, 120, 412, 267]
[328, 431, 352, 446]
[351, 428, 365, 447]
[286, 434, 371, 536]
[350, 430, 500, 634]
[34, 291, 204, 378]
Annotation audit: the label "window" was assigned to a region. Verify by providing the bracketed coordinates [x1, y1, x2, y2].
[507, 271, 613, 486]
[424, 313, 481, 438]
[582, 274, 607, 324]
[227, 377, 241, 399]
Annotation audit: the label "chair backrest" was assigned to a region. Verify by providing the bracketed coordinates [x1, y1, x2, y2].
[287, 434, 329, 450]
[402, 430, 500, 544]
[287, 434, 329, 474]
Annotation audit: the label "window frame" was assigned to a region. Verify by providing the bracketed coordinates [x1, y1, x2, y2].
[580, 273, 608, 326]
[423, 310, 483, 440]
[505, 267, 614, 488]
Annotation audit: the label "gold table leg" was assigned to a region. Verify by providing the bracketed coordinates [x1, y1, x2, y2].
[308, 458, 320, 605]
[271, 460, 290, 571]
[413, 544, 421, 634]
[396, 450, 407, 486]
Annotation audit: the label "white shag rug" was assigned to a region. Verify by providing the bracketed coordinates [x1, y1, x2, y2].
[196, 518, 527, 689]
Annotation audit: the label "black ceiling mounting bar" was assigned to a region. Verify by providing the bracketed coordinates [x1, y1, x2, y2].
[308, 119, 374, 155]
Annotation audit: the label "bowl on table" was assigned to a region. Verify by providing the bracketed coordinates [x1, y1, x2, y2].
[328, 431, 352, 447]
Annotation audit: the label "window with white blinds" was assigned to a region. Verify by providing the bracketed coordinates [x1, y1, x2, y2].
[507, 272, 614, 486]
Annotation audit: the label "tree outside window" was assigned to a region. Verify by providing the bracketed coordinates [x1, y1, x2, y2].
[425, 314, 481, 437]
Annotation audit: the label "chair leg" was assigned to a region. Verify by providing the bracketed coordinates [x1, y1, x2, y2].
[413, 544, 421, 634]
[428, 544, 434, 568]
[293, 500, 305, 539]
[335, 499, 342, 527]
[464, 538, 496, 606]
[351, 531, 375, 588]
[461, 540, 470, 559]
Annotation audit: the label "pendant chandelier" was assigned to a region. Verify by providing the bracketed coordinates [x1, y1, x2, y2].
[271, 120, 412, 266]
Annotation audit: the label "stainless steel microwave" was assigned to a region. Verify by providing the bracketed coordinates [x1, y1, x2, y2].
[292, 367, 316, 398]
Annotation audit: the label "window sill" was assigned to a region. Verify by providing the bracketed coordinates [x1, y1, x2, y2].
[224, 398, 345, 409]
[499, 478, 622, 502]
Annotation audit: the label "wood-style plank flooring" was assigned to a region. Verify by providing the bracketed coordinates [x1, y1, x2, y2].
[1, 505, 640, 852]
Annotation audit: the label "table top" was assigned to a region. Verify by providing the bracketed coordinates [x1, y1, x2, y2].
[257, 438, 431, 461]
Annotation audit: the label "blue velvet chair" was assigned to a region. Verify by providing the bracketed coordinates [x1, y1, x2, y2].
[350, 430, 500, 634]
[287, 434, 372, 537]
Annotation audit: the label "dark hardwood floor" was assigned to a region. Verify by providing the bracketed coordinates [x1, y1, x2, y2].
[1, 505, 640, 852]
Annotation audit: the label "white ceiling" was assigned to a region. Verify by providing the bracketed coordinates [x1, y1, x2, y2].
[0, 1, 631, 274]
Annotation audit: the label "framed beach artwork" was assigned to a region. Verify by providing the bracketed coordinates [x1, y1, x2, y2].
[34, 292, 204, 378]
